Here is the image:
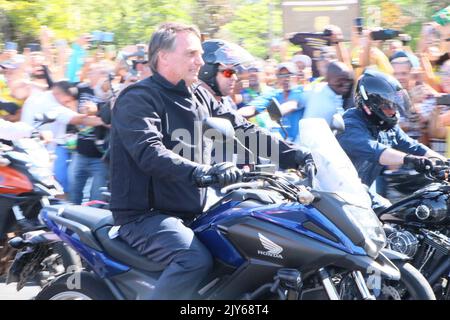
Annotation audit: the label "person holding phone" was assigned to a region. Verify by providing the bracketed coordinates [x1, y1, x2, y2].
[66, 34, 92, 82]
[351, 18, 394, 79]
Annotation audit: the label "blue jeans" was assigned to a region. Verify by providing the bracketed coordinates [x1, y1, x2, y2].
[69, 153, 108, 205]
[118, 213, 213, 300]
[54, 145, 72, 193]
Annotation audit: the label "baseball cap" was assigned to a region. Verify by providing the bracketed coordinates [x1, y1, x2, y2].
[276, 62, 298, 75]
[291, 54, 312, 68]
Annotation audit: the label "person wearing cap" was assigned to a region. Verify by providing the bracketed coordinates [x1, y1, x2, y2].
[239, 61, 307, 141]
[291, 54, 312, 85]
[236, 63, 274, 109]
[389, 48, 420, 69]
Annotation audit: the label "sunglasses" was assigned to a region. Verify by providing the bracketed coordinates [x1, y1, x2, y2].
[219, 68, 237, 78]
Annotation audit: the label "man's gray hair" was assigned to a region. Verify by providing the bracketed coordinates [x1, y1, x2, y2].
[148, 22, 201, 74]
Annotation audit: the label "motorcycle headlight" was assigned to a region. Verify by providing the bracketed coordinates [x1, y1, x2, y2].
[344, 205, 386, 258]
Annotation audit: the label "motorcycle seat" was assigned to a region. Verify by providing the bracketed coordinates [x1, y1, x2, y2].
[95, 226, 166, 272]
[51, 205, 114, 231]
[46, 205, 166, 272]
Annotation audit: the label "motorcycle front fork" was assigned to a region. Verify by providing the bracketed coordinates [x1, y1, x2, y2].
[319, 268, 376, 300]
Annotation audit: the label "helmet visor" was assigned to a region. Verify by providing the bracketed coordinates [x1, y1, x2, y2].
[378, 89, 411, 113]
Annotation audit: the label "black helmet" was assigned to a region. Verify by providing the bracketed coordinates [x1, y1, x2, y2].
[199, 39, 253, 96]
[355, 69, 411, 131]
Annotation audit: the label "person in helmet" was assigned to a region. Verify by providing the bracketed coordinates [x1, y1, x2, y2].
[111, 25, 315, 300]
[198, 39, 254, 109]
[337, 69, 446, 211]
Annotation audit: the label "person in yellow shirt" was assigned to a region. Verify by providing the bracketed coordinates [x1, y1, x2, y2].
[0, 62, 24, 121]
[351, 28, 394, 79]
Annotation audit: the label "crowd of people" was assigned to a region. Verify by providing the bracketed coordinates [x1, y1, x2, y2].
[0, 19, 449, 207]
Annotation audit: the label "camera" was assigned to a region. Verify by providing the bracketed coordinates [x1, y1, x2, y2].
[354, 17, 363, 35]
[370, 29, 400, 41]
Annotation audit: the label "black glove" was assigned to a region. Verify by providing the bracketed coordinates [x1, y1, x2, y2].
[300, 153, 317, 174]
[403, 155, 433, 173]
[193, 162, 242, 188]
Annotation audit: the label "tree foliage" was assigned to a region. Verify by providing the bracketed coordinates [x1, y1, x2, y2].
[0, 1, 447, 58]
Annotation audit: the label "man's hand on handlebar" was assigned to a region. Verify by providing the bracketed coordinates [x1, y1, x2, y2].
[193, 162, 243, 188]
[403, 155, 434, 173]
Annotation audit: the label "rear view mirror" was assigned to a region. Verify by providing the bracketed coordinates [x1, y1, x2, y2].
[266, 98, 282, 122]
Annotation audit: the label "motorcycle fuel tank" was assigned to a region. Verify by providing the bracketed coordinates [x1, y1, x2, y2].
[379, 186, 450, 227]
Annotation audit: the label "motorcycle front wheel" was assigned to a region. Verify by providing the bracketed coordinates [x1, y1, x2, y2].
[379, 262, 435, 300]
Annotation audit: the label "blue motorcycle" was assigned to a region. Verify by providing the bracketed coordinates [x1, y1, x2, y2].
[7, 119, 434, 300]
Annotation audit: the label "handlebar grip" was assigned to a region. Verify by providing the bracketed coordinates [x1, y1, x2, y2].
[197, 175, 215, 187]
[305, 163, 315, 189]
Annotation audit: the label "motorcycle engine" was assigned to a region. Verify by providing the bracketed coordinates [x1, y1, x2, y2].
[387, 230, 419, 258]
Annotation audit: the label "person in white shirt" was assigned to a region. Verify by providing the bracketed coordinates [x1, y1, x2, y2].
[20, 81, 103, 194]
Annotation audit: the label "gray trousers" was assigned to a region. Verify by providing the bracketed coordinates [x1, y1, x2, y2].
[118, 213, 213, 300]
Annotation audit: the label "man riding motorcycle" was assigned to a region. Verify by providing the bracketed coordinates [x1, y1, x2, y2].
[337, 69, 446, 211]
[110, 23, 315, 300]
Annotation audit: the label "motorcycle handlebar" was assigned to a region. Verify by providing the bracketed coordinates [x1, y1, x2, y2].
[197, 175, 217, 187]
[305, 163, 315, 189]
[430, 165, 450, 181]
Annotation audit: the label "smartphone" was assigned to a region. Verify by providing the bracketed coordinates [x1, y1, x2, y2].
[436, 94, 450, 106]
[354, 17, 363, 35]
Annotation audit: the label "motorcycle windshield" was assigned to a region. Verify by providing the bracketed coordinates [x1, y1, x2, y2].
[298, 118, 372, 209]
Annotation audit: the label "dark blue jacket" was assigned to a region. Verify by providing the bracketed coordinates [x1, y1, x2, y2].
[337, 108, 429, 188]
[110, 73, 310, 225]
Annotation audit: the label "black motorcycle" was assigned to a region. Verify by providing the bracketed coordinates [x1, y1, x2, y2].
[379, 162, 450, 299]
